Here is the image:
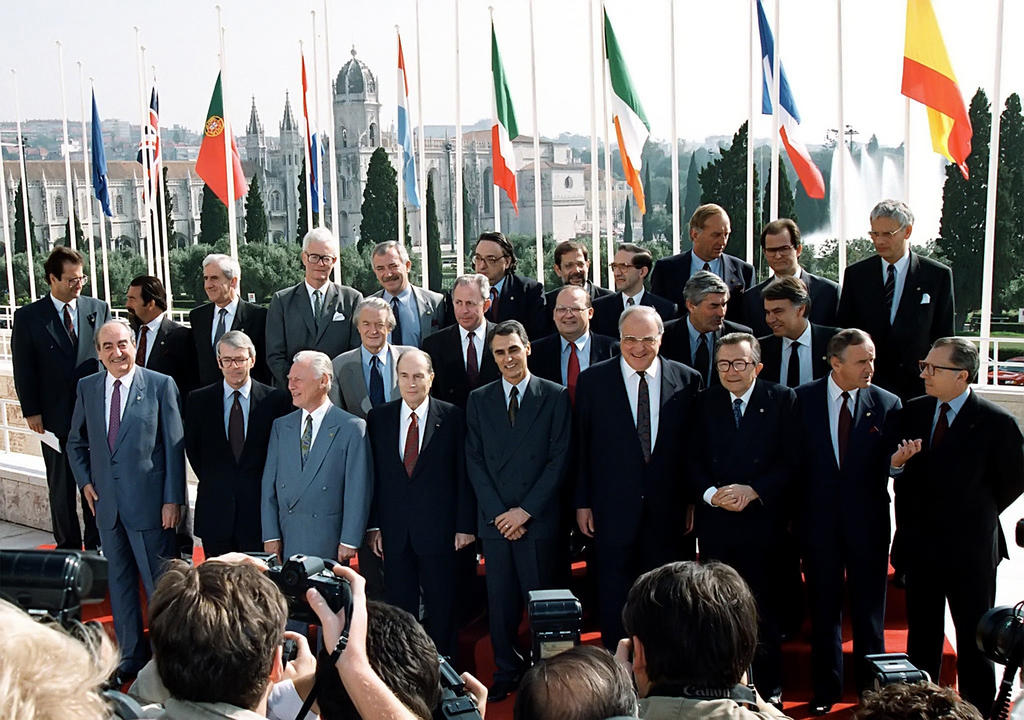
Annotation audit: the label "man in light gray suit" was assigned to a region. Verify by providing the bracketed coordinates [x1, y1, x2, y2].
[262, 350, 372, 565]
[265, 228, 364, 388]
[330, 297, 414, 417]
[67, 319, 185, 679]
[369, 240, 447, 347]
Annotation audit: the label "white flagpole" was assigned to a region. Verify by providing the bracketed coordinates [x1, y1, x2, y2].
[769, 0, 781, 221]
[217, 6, 239, 262]
[746, 0, 755, 263]
[396, 27, 405, 252]
[77, 61, 98, 298]
[587, 0, 601, 288]
[57, 42, 78, 251]
[979, 0, 1006, 386]
[415, 0, 429, 289]
[601, 3, 614, 289]
[311, 10, 325, 227]
[92, 78, 111, 306]
[322, 0, 341, 283]
[903, 99, 911, 202]
[835, 0, 847, 280]
[528, 0, 543, 282]
[300, 41, 314, 243]
[153, 67, 173, 310]
[135, 31, 153, 273]
[11, 70, 36, 301]
[490, 7, 501, 235]
[0, 134, 14, 307]
[454, 0, 465, 277]
[669, 0, 680, 255]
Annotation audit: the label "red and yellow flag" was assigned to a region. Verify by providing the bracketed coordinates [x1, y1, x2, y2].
[195, 72, 248, 206]
[901, 0, 972, 179]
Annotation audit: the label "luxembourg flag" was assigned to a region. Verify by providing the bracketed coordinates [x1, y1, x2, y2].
[756, 0, 826, 200]
[397, 32, 420, 208]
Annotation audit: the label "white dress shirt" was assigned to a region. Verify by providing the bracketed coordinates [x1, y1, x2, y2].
[300, 396, 333, 448]
[210, 297, 239, 345]
[104, 367, 137, 433]
[49, 294, 78, 336]
[882, 249, 911, 324]
[459, 323, 487, 371]
[139, 313, 165, 366]
[223, 378, 252, 438]
[780, 322, 813, 387]
[703, 380, 757, 505]
[620, 356, 661, 443]
[826, 375, 860, 466]
[399, 397, 429, 458]
[621, 288, 646, 309]
[305, 281, 329, 317]
[501, 372, 532, 410]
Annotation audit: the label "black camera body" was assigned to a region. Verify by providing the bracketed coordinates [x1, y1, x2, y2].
[0, 549, 108, 625]
[528, 589, 582, 662]
[261, 554, 352, 626]
[433, 656, 483, 720]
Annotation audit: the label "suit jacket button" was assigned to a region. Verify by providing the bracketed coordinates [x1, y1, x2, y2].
[322, 486, 327, 491]
[288, 509, 294, 514]
[312, 513, 318, 519]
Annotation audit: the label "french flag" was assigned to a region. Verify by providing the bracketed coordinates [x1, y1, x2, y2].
[756, 0, 825, 200]
[397, 33, 420, 208]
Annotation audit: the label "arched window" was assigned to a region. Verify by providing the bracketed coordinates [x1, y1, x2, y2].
[368, 123, 377, 147]
[271, 191, 281, 212]
[341, 127, 348, 148]
[115, 195, 124, 215]
[341, 177, 348, 200]
[54, 196, 64, 218]
[564, 176, 573, 189]
[483, 169, 493, 214]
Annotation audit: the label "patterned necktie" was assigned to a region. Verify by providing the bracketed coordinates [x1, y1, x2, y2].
[637, 371, 651, 462]
[694, 333, 710, 387]
[107, 380, 121, 452]
[369, 356, 385, 407]
[404, 411, 419, 476]
[466, 333, 480, 387]
[313, 289, 323, 332]
[63, 304, 78, 345]
[508, 386, 519, 427]
[932, 402, 951, 448]
[300, 413, 313, 467]
[214, 307, 228, 347]
[837, 391, 852, 466]
[732, 398, 743, 429]
[228, 390, 245, 462]
[703, 262, 712, 273]
[626, 296, 635, 306]
[787, 341, 801, 388]
[390, 297, 403, 346]
[883, 264, 896, 322]
[566, 341, 581, 404]
[136, 326, 148, 367]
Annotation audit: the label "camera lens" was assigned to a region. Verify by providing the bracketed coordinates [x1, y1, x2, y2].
[976, 606, 1024, 665]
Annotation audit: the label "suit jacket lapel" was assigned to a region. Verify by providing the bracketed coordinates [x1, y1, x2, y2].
[415, 399, 443, 472]
[652, 364, 683, 453]
[294, 408, 340, 504]
[44, 298, 75, 356]
[293, 284, 317, 340]
[492, 380, 542, 470]
[412, 288, 433, 340]
[386, 346, 402, 397]
[231, 301, 246, 331]
[893, 252, 922, 327]
[936, 391, 979, 452]
[316, 284, 339, 343]
[341, 357, 372, 417]
[112, 370, 148, 455]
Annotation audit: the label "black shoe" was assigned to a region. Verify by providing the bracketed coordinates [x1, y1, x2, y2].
[488, 678, 520, 703]
[109, 669, 138, 691]
[891, 571, 907, 589]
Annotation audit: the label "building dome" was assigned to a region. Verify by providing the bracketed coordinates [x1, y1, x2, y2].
[335, 46, 376, 97]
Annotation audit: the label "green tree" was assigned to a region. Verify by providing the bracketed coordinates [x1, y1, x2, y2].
[13, 181, 35, 254]
[150, 166, 174, 245]
[239, 241, 306, 302]
[106, 248, 147, 304]
[995, 93, 1024, 311]
[803, 237, 875, 282]
[699, 121, 759, 259]
[641, 165, 653, 242]
[623, 197, 633, 243]
[198, 183, 229, 246]
[462, 182, 476, 252]
[359, 147, 407, 253]
[682, 151, 701, 225]
[295, 157, 319, 242]
[425, 176, 443, 293]
[757, 165, 799, 276]
[60, 212, 85, 247]
[244, 174, 268, 243]
[340, 243, 381, 295]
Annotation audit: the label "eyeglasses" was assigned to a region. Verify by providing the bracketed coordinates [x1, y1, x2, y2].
[620, 335, 659, 347]
[218, 356, 252, 368]
[65, 275, 89, 287]
[608, 262, 638, 272]
[918, 361, 963, 376]
[472, 254, 508, 266]
[763, 245, 795, 256]
[867, 227, 905, 240]
[716, 358, 755, 372]
[554, 306, 587, 315]
[305, 252, 336, 266]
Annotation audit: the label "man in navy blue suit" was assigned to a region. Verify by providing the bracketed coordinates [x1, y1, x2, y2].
[590, 244, 676, 337]
[795, 329, 901, 714]
[472, 231, 547, 339]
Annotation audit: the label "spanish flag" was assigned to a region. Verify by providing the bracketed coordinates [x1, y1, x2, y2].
[901, 0, 972, 179]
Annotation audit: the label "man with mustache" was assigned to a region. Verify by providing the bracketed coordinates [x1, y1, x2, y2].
[368, 240, 446, 348]
[542, 241, 610, 333]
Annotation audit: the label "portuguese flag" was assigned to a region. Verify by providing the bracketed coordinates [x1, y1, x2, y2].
[491, 22, 519, 214]
[195, 72, 248, 206]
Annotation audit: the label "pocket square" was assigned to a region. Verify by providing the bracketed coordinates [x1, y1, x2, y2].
[920, 293, 931, 304]
[332, 312, 346, 321]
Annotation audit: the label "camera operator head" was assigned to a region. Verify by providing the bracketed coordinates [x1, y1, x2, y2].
[147, 558, 288, 715]
[0, 598, 118, 720]
[315, 600, 441, 720]
[622, 561, 758, 697]
[855, 681, 983, 720]
[514, 645, 638, 720]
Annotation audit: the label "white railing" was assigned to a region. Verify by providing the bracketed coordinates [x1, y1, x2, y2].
[957, 335, 1024, 390]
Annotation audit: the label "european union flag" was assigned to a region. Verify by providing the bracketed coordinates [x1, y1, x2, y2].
[91, 91, 112, 217]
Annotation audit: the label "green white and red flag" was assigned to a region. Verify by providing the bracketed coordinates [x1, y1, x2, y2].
[604, 8, 650, 214]
[491, 21, 519, 214]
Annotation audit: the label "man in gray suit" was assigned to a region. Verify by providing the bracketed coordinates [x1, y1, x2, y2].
[266, 228, 364, 388]
[67, 319, 185, 679]
[369, 241, 446, 347]
[466, 319, 572, 701]
[262, 350, 371, 565]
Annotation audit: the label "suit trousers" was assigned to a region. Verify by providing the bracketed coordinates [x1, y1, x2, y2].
[481, 537, 559, 682]
[905, 560, 997, 715]
[100, 518, 176, 674]
[384, 537, 459, 659]
[42, 442, 99, 550]
[358, 541, 386, 601]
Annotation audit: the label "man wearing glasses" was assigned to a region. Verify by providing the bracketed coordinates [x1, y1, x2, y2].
[265, 227, 363, 388]
[690, 332, 800, 706]
[12, 246, 111, 551]
[470, 231, 546, 339]
[741, 218, 840, 336]
[184, 330, 291, 556]
[836, 199, 953, 401]
[888, 338, 1024, 715]
[590, 243, 676, 337]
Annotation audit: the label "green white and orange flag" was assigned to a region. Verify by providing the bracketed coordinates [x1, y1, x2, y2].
[901, 0, 972, 178]
[604, 8, 650, 214]
[491, 22, 519, 214]
[195, 72, 248, 206]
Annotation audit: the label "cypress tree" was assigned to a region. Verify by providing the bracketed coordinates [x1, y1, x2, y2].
[425, 175, 443, 293]
[244, 174, 269, 243]
[198, 183, 229, 246]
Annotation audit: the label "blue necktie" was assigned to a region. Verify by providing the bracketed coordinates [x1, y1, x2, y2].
[369, 356, 385, 407]
[732, 398, 743, 429]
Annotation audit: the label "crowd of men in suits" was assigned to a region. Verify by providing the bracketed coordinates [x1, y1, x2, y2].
[10, 199, 1023, 714]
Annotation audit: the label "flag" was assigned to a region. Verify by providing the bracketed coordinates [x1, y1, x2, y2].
[604, 9, 650, 214]
[300, 53, 319, 210]
[136, 86, 161, 205]
[491, 21, 519, 214]
[901, 0, 971, 178]
[91, 90, 112, 217]
[397, 33, 420, 208]
[195, 72, 248, 207]
[756, 0, 826, 200]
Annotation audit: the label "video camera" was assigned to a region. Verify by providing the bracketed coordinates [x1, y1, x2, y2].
[249, 552, 353, 626]
[0, 548, 108, 626]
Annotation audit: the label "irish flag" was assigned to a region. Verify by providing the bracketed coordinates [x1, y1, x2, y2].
[604, 9, 650, 215]
[195, 72, 247, 207]
[901, 0, 972, 179]
[491, 22, 519, 214]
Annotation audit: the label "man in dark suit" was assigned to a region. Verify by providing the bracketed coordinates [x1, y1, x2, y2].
[591, 244, 676, 337]
[184, 330, 291, 557]
[758, 276, 840, 387]
[530, 285, 618, 400]
[12, 246, 110, 550]
[542, 240, 611, 333]
[742, 219, 840, 336]
[660, 270, 751, 386]
[126, 275, 197, 397]
[472, 231, 546, 339]
[365, 348, 476, 657]
[795, 329, 901, 713]
[67, 319, 185, 679]
[574, 305, 702, 648]
[650, 203, 754, 320]
[265, 228, 363, 388]
[466, 320, 571, 701]
[888, 338, 1024, 714]
[369, 240, 446, 347]
[836, 200, 954, 402]
[691, 332, 799, 703]
[422, 274, 500, 410]
[189, 253, 270, 386]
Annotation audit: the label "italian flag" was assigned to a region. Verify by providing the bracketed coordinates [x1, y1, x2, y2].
[195, 72, 248, 207]
[491, 22, 519, 214]
[604, 9, 650, 215]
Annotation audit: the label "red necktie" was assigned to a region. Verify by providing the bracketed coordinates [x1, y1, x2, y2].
[932, 402, 951, 448]
[566, 341, 580, 404]
[63, 304, 78, 345]
[837, 391, 852, 466]
[107, 380, 121, 452]
[404, 411, 419, 476]
[136, 326, 148, 367]
[466, 333, 480, 387]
